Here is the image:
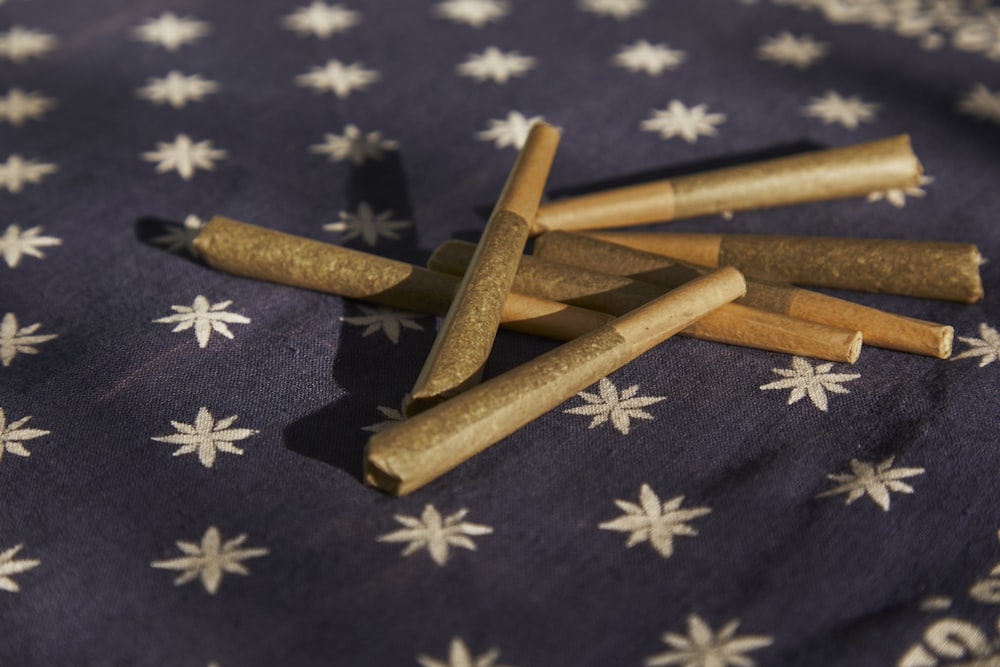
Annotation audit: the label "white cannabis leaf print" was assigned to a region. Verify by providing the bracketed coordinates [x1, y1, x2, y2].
[0, 88, 57, 125]
[295, 60, 380, 98]
[816, 456, 925, 511]
[141, 134, 227, 181]
[132, 13, 210, 51]
[136, 71, 218, 108]
[0, 407, 50, 463]
[433, 0, 510, 28]
[150, 214, 204, 257]
[323, 202, 411, 246]
[341, 305, 424, 343]
[760, 356, 860, 412]
[361, 402, 406, 433]
[0, 155, 58, 193]
[152, 295, 251, 348]
[600, 484, 711, 558]
[578, 0, 648, 20]
[867, 174, 933, 208]
[897, 615, 1000, 667]
[801, 90, 879, 129]
[0, 26, 57, 64]
[645, 614, 773, 667]
[151, 407, 258, 468]
[952, 322, 1000, 367]
[0, 224, 61, 268]
[958, 84, 1000, 124]
[417, 637, 515, 667]
[613, 40, 686, 75]
[0, 312, 57, 367]
[282, 2, 362, 38]
[969, 529, 1000, 604]
[756, 31, 828, 69]
[0, 541, 40, 593]
[378, 504, 493, 566]
[310, 125, 399, 165]
[151, 526, 268, 595]
[564, 377, 665, 434]
[476, 111, 544, 149]
[457, 47, 536, 84]
[641, 100, 726, 143]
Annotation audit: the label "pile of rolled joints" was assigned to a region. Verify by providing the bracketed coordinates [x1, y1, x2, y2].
[190, 122, 983, 495]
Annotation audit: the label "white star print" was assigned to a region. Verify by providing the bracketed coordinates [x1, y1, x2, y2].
[341, 305, 425, 343]
[132, 13, 210, 51]
[0, 312, 57, 367]
[141, 134, 227, 180]
[152, 295, 251, 348]
[151, 526, 268, 595]
[644, 614, 773, 667]
[867, 174, 934, 208]
[0, 224, 61, 268]
[0, 541, 40, 593]
[599, 484, 711, 558]
[802, 90, 878, 129]
[0, 155, 58, 193]
[136, 72, 218, 109]
[816, 456, 925, 511]
[952, 322, 1000, 367]
[578, 0, 647, 20]
[378, 504, 493, 566]
[433, 0, 511, 28]
[457, 47, 536, 84]
[150, 214, 204, 257]
[476, 111, 545, 149]
[152, 407, 258, 468]
[958, 83, 1000, 123]
[756, 31, 829, 69]
[310, 125, 399, 165]
[641, 100, 726, 143]
[323, 202, 411, 246]
[564, 377, 665, 435]
[417, 637, 516, 667]
[0, 407, 50, 464]
[0, 26, 57, 64]
[0, 88, 57, 125]
[361, 402, 406, 433]
[759, 356, 860, 412]
[613, 40, 686, 75]
[282, 2, 362, 39]
[295, 60, 380, 98]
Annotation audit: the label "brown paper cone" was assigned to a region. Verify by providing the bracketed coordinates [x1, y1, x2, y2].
[406, 122, 561, 415]
[364, 267, 746, 495]
[584, 231, 984, 303]
[192, 216, 612, 342]
[533, 135, 922, 233]
[431, 240, 862, 363]
[534, 231, 953, 358]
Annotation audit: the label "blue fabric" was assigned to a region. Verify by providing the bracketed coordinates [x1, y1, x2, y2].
[2, 1, 1000, 665]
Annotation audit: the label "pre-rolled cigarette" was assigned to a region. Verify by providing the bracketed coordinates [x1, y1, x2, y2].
[431, 240, 862, 363]
[533, 135, 921, 233]
[583, 231, 984, 303]
[365, 267, 747, 495]
[534, 231, 954, 358]
[406, 122, 561, 415]
[192, 216, 612, 341]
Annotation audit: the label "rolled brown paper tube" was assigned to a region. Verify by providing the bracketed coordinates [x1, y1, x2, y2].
[532, 134, 922, 233]
[406, 121, 561, 416]
[192, 216, 612, 341]
[430, 240, 862, 363]
[534, 231, 953, 358]
[365, 267, 747, 495]
[582, 231, 984, 303]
